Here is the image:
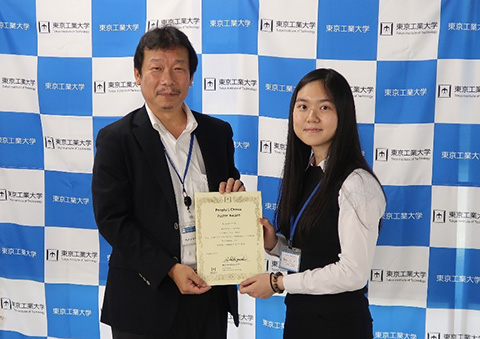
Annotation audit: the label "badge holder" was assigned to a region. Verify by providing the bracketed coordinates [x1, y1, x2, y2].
[180, 223, 196, 246]
[279, 246, 301, 273]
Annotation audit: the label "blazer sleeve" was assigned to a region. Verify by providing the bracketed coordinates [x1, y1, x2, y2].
[195, 112, 241, 191]
[92, 123, 179, 290]
[224, 122, 241, 181]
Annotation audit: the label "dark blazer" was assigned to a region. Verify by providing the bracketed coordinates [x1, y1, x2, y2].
[92, 106, 240, 335]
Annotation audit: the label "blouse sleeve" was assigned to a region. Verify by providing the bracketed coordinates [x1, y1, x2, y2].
[282, 169, 386, 295]
[266, 233, 288, 257]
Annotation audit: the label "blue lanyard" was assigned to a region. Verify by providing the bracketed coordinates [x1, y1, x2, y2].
[163, 133, 195, 208]
[288, 181, 321, 247]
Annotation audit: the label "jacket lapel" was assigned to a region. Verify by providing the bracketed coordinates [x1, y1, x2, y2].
[193, 112, 219, 192]
[132, 107, 178, 214]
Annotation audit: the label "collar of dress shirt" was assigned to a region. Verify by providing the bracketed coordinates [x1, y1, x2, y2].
[308, 151, 327, 171]
[144, 102, 198, 137]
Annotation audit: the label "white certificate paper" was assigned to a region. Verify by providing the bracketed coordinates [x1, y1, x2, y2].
[195, 191, 265, 285]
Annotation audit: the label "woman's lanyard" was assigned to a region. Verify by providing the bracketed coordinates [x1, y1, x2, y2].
[163, 133, 194, 210]
[288, 181, 321, 248]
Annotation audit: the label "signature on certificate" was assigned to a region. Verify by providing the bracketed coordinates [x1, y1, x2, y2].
[223, 255, 247, 263]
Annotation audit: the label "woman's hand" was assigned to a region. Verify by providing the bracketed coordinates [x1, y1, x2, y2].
[218, 178, 245, 193]
[260, 217, 278, 251]
[239, 273, 275, 299]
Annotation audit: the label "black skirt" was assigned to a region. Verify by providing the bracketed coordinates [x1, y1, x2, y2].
[283, 292, 373, 339]
[283, 306, 373, 339]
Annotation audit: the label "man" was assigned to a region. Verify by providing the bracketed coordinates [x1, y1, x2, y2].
[92, 26, 244, 339]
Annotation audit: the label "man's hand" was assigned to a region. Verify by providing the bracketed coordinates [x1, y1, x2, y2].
[168, 264, 211, 294]
[219, 178, 245, 193]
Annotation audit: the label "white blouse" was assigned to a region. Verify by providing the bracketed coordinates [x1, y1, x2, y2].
[269, 167, 386, 295]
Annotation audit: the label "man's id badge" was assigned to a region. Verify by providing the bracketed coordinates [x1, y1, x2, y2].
[279, 246, 301, 273]
[180, 223, 196, 246]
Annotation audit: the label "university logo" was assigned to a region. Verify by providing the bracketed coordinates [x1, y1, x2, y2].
[45, 137, 55, 149]
[1, 298, 12, 310]
[438, 84, 451, 98]
[428, 333, 441, 339]
[371, 269, 383, 282]
[265, 258, 278, 272]
[380, 22, 394, 36]
[38, 21, 50, 33]
[260, 140, 272, 154]
[260, 19, 274, 32]
[375, 148, 388, 161]
[148, 20, 159, 30]
[204, 78, 216, 91]
[94, 81, 106, 94]
[46, 249, 59, 261]
[0, 189, 7, 201]
[432, 209, 446, 223]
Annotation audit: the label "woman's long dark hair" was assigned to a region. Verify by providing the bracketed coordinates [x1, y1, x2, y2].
[275, 68, 382, 239]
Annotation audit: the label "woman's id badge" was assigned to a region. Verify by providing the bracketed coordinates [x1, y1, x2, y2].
[279, 246, 301, 273]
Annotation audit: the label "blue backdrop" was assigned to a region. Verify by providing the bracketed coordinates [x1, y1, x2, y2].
[1, 1, 479, 338]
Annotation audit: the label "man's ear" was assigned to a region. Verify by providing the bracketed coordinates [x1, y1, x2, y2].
[134, 68, 141, 85]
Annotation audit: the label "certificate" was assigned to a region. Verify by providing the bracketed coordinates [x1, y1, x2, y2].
[195, 191, 265, 285]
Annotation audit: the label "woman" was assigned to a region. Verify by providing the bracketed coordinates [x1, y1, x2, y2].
[239, 68, 386, 338]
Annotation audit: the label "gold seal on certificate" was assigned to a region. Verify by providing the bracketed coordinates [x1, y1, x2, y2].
[195, 191, 265, 285]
